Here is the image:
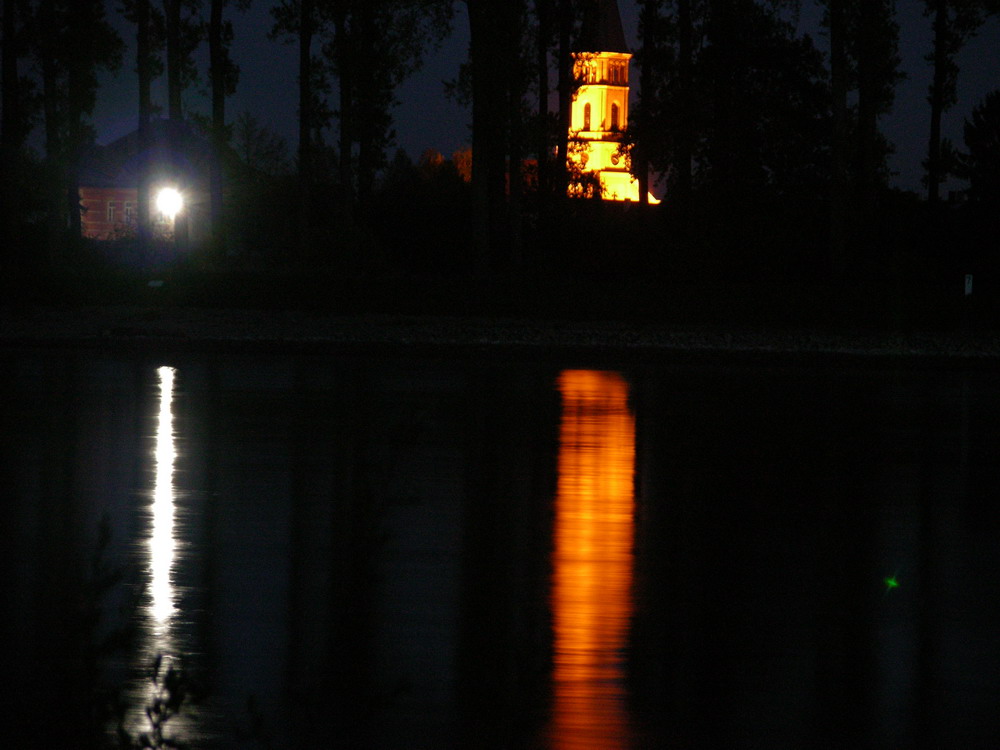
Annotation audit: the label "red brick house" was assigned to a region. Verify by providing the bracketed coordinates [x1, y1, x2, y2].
[79, 186, 138, 239]
[78, 119, 214, 242]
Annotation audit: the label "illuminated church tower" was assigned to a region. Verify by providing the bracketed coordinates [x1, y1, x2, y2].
[568, 0, 656, 202]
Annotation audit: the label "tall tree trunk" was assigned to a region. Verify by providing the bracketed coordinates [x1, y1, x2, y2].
[39, 0, 58, 161]
[65, 117, 83, 238]
[468, 0, 489, 271]
[708, 0, 735, 184]
[164, 0, 187, 248]
[165, 0, 182, 121]
[209, 0, 226, 257]
[926, 0, 947, 204]
[828, 0, 849, 276]
[535, 0, 551, 201]
[555, 0, 571, 200]
[39, 0, 63, 258]
[637, 0, 656, 206]
[507, 0, 525, 268]
[1, 0, 20, 256]
[1, 0, 18, 151]
[298, 0, 314, 255]
[66, 12, 86, 240]
[676, 0, 693, 212]
[468, 0, 509, 273]
[137, 0, 153, 252]
[335, 8, 355, 210]
[855, 0, 880, 224]
[534, 0, 553, 269]
[356, 5, 375, 207]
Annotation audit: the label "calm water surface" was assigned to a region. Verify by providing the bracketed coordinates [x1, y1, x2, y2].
[2, 347, 999, 749]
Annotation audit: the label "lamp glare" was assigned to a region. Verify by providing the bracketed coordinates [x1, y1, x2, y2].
[156, 188, 183, 219]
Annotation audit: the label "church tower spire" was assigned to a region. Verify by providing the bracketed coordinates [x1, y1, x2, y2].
[567, 0, 657, 202]
[576, 0, 629, 55]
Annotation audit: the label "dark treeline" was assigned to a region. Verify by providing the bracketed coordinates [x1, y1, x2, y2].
[1, 0, 1000, 305]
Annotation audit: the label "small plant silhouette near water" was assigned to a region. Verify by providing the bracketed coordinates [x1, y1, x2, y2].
[117, 654, 205, 750]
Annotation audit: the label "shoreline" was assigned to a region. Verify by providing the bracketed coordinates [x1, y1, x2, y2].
[2, 305, 997, 361]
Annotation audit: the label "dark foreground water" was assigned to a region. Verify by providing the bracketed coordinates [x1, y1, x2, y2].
[2, 346, 999, 749]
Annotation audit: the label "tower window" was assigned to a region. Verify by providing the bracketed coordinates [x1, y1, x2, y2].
[584, 103, 592, 131]
[107, 202, 116, 223]
[611, 103, 620, 131]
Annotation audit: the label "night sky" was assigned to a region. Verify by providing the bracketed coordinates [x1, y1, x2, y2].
[91, 1, 1000, 193]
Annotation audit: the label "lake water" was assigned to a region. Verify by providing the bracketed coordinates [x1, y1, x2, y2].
[2, 345, 999, 748]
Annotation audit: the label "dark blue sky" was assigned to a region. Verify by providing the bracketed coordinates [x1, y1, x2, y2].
[93, 1, 1000, 193]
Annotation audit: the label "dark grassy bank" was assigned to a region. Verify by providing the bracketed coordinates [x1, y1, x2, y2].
[4, 176, 997, 336]
[2, 259, 994, 335]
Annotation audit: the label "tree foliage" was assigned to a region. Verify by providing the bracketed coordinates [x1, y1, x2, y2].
[956, 89, 1000, 202]
[923, 0, 998, 201]
[208, 0, 251, 255]
[323, 0, 453, 203]
[27, 1, 123, 157]
[232, 109, 290, 176]
[209, 0, 251, 105]
[162, 0, 204, 120]
[25, 0, 124, 240]
[2, 0, 35, 151]
[632, 0, 830, 197]
[1, 0, 38, 262]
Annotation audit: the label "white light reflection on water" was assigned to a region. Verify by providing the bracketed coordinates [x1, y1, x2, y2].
[150, 366, 178, 627]
[125, 365, 191, 743]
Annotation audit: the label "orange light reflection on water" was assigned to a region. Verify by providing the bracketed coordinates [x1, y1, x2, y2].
[548, 370, 637, 750]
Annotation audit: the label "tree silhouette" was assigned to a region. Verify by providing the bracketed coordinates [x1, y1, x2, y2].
[121, 0, 164, 250]
[1, 0, 33, 259]
[923, 0, 998, 204]
[162, 0, 203, 122]
[852, 0, 902, 215]
[631, 0, 696, 213]
[324, 0, 453, 208]
[209, 0, 251, 257]
[534, 0, 555, 204]
[828, 0, 849, 275]
[632, 1, 828, 197]
[466, 0, 521, 271]
[956, 90, 1000, 202]
[555, 0, 574, 201]
[270, 0, 326, 258]
[0, 0, 21, 151]
[822, 0, 902, 273]
[28, 1, 123, 246]
[465, 0, 597, 271]
[271, 0, 451, 262]
[161, 0, 202, 248]
[232, 110, 290, 176]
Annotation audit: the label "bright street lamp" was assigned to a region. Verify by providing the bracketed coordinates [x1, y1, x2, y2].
[155, 187, 184, 221]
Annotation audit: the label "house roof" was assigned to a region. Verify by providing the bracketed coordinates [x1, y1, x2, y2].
[574, 0, 629, 54]
[78, 119, 217, 189]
